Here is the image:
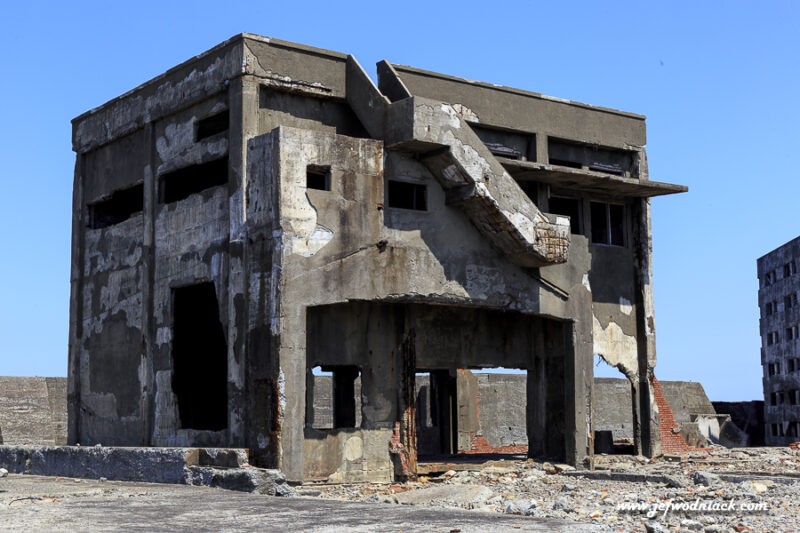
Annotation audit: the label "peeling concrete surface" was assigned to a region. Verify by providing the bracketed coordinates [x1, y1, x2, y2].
[69, 33, 685, 484]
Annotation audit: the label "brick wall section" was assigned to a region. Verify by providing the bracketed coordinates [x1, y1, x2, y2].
[651, 375, 700, 453]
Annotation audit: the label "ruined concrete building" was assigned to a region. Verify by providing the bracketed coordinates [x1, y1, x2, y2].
[758, 237, 800, 445]
[68, 34, 686, 482]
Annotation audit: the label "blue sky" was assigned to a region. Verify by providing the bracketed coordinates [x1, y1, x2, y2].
[1, 1, 798, 401]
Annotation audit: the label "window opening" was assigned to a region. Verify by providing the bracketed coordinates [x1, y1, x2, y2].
[171, 282, 228, 430]
[86, 183, 144, 229]
[590, 202, 624, 246]
[307, 365, 361, 429]
[160, 157, 228, 204]
[548, 138, 633, 176]
[518, 181, 539, 204]
[388, 180, 427, 211]
[195, 110, 229, 141]
[306, 165, 331, 191]
[548, 197, 582, 234]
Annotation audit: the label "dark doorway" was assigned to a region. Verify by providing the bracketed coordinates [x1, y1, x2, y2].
[416, 370, 458, 456]
[172, 282, 228, 430]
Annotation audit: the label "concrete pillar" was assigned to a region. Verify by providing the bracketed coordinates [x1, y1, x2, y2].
[140, 121, 156, 445]
[278, 305, 307, 482]
[632, 198, 661, 457]
[67, 154, 85, 445]
[227, 75, 260, 446]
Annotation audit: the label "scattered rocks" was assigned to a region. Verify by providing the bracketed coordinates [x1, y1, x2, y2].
[692, 470, 721, 486]
[311, 447, 799, 531]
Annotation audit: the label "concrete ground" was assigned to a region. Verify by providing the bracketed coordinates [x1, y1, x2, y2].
[0, 474, 601, 532]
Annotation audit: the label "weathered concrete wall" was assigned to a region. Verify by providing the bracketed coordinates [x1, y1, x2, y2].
[0, 377, 67, 445]
[70, 33, 684, 483]
[660, 381, 717, 423]
[593, 378, 715, 441]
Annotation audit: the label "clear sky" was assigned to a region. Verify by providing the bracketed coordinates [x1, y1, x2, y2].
[1, 0, 798, 402]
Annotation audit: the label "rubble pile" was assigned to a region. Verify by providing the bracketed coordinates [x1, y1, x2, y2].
[307, 446, 800, 532]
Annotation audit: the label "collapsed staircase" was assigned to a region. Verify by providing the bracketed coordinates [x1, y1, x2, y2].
[345, 57, 570, 268]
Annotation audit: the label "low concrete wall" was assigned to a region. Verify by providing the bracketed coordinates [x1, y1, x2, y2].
[303, 428, 394, 482]
[0, 377, 67, 445]
[593, 378, 716, 441]
[0, 445, 197, 483]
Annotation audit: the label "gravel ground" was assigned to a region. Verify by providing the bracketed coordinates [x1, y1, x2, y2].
[307, 446, 800, 532]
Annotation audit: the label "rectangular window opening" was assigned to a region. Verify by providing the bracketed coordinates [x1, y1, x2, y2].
[306, 165, 331, 191]
[590, 202, 625, 246]
[548, 138, 634, 176]
[388, 180, 427, 211]
[87, 183, 144, 229]
[160, 157, 228, 204]
[307, 365, 361, 429]
[548, 196, 582, 234]
[171, 282, 228, 431]
[195, 110, 229, 141]
[470, 124, 534, 161]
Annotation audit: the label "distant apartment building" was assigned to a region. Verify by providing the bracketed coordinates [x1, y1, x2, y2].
[758, 237, 800, 445]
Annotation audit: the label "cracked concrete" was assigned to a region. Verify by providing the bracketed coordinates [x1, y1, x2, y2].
[69, 33, 686, 485]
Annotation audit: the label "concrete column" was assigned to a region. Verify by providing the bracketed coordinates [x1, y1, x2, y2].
[67, 154, 85, 445]
[632, 198, 661, 457]
[227, 75, 259, 446]
[278, 305, 307, 482]
[243, 131, 281, 468]
[141, 121, 156, 445]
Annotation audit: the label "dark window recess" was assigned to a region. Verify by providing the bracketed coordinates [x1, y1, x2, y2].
[307, 366, 361, 430]
[470, 124, 534, 161]
[518, 181, 539, 204]
[171, 282, 228, 431]
[484, 143, 520, 158]
[330, 366, 359, 428]
[548, 139, 634, 176]
[307, 165, 331, 191]
[195, 110, 229, 141]
[160, 157, 228, 204]
[590, 202, 625, 246]
[87, 183, 144, 229]
[388, 180, 427, 210]
[548, 197, 582, 234]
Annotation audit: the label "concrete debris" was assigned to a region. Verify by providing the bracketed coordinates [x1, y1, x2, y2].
[692, 470, 721, 486]
[310, 446, 800, 531]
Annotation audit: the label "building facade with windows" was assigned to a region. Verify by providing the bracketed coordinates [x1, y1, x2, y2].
[758, 237, 800, 444]
[68, 34, 686, 482]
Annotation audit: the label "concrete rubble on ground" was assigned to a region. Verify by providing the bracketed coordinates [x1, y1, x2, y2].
[303, 446, 800, 532]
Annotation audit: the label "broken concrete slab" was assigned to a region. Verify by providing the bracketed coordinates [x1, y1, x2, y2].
[393, 483, 495, 506]
[0, 445, 288, 494]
